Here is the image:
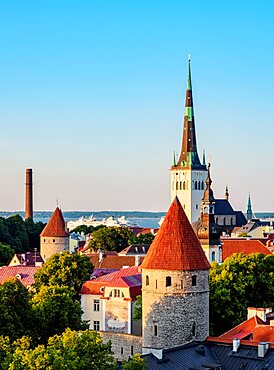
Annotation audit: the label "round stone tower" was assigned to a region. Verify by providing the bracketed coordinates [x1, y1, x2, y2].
[141, 197, 210, 350]
[40, 207, 69, 262]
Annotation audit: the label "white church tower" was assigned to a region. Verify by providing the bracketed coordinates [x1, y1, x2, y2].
[170, 57, 207, 223]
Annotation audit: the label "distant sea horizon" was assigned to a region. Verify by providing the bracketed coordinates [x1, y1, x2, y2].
[0, 211, 273, 229]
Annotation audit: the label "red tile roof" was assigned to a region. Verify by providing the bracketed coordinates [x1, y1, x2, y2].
[40, 207, 69, 237]
[0, 266, 40, 286]
[222, 239, 272, 261]
[88, 253, 144, 269]
[141, 197, 210, 271]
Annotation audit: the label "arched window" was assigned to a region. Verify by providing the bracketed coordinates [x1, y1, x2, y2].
[109, 289, 124, 298]
[231, 217, 233, 225]
[211, 251, 216, 262]
[201, 181, 204, 190]
[223, 218, 226, 225]
[209, 206, 213, 214]
[176, 182, 179, 190]
[198, 181, 201, 190]
[154, 324, 158, 336]
[192, 275, 197, 287]
[183, 181, 186, 190]
[192, 322, 196, 337]
[216, 217, 219, 224]
[179, 181, 182, 190]
[146, 275, 149, 286]
[194, 181, 198, 190]
[166, 276, 172, 287]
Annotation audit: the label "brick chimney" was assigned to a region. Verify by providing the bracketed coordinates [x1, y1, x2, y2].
[25, 168, 33, 220]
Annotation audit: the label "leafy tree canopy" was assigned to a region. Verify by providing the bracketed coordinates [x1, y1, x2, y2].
[122, 354, 146, 370]
[133, 295, 142, 321]
[0, 329, 117, 370]
[210, 253, 274, 335]
[70, 224, 106, 235]
[0, 243, 14, 266]
[34, 252, 93, 296]
[32, 285, 87, 342]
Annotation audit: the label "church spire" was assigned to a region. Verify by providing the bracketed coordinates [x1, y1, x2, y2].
[247, 193, 253, 221]
[225, 185, 229, 200]
[177, 57, 203, 169]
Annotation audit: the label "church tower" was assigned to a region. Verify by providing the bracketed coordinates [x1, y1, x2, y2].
[192, 164, 222, 264]
[141, 197, 210, 351]
[246, 193, 253, 221]
[170, 57, 207, 223]
[40, 207, 69, 261]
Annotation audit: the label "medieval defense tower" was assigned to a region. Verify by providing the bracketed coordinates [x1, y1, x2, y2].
[25, 168, 33, 220]
[170, 58, 207, 223]
[40, 207, 69, 261]
[141, 197, 210, 351]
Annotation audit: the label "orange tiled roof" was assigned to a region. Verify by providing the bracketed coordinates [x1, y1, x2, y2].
[40, 207, 69, 237]
[88, 253, 144, 269]
[222, 239, 271, 261]
[141, 197, 210, 271]
[0, 266, 40, 286]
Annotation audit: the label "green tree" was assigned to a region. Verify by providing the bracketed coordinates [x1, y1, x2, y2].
[32, 285, 87, 343]
[0, 243, 14, 266]
[6, 329, 117, 370]
[135, 233, 154, 245]
[34, 252, 93, 296]
[210, 253, 274, 335]
[88, 226, 135, 252]
[133, 295, 142, 321]
[0, 279, 33, 341]
[24, 218, 45, 251]
[4, 215, 29, 253]
[122, 354, 146, 370]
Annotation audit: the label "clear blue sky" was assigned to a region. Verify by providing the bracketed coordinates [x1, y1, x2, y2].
[0, 1, 273, 212]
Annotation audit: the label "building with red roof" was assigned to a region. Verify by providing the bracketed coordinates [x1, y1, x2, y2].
[81, 266, 142, 335]
[221, 239, 272, 261]
[40, 207, 69, 261]
[0, 265, 40, 287]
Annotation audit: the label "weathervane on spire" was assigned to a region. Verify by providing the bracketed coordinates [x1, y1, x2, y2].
[56, 197, 59, 208]
[188, 53, 191, 62]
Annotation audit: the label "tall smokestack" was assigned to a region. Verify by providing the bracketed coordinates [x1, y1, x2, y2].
[25, 168, 33, 220]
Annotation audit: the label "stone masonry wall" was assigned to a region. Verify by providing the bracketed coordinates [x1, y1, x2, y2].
[142, 269, 209, 349]
[100, 331, 142, 361]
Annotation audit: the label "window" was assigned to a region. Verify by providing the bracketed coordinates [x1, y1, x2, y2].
[109, 289, 124, 298]
[155, 280, 158, 289]
[231, 217, 233, 225]
[166, 276, 171, 287]
[93, 321, 100, 331]
[121, 347, 123, 355]
[223, 218, 226, 225]
[192, 322, 196, 337]
[198, 181, 201, 190]
[201, 181, 204, 190]
[194, 181, 198, 190]
[154, 324, 158, 336]
[93, 299, 100, 311]
[176, 182, 179, 190]
[53, 239, 55, 242]
[183, 181, 186, 190]
[211, 251, 216, 262]
[179, 181, 182, 190]
[146, 275, 149, 286]
[131, 346, 134, 356]
[216, 217, 219, 224]
[192, 275, 197, 286]
[44, 239, 46, 242]
[196, 204, 198, 210]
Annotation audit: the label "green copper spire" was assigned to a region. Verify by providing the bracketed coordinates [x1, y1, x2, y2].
[173, 151, 177, 166]
[202, 150, 206, 166]
[247, 193, 253, 221]
[187, 54, 192, 91]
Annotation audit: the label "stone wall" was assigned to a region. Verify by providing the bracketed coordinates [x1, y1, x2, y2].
[100, 331, 142, 361]
[142, 269, 209, 349]
[40, 236, 69, 261]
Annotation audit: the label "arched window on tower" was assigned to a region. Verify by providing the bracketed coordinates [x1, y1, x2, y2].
[231, 217, 233, 225]
[201, 181, 204, 190]
[146, 275, 149, 286]
[176, 182, 179, 190]
[192, 275, 197, 287]
[179, 181, 182, 190]
[194, 181, 198, 190]
[154, 324, 158, 336]
[223, 217, 226, 225]
[183, 181, 186, 190]
[211, 251, 216, 262]
[198, 181, 201, 190]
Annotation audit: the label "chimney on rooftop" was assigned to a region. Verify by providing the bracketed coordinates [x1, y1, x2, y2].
[232, 338, 240, 353]
[258, 342, 269, 358]
[25, 168, 33, 220]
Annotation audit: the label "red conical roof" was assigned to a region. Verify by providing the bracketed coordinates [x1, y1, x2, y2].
[40, 207, 69, 237]
[141, 197, 210, 271]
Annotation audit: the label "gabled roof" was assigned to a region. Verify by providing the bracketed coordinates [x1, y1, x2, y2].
[214, 199, 235, 215]
[0, 266, 40, 286]
[40, 207, 69, 237]
[118, 244, 150, 256]
[222, 239, 271, 261]
[88, 253, 144, 269]
[141, 197, 210, 271]
[9, 252, 44, 266]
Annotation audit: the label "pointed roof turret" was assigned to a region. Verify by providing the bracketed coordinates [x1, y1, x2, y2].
[177, 57, 204, 169]
[40, 207, 69, 237]
[202, 164, 215, 203]
[141, 197, 210, 271]
[225, 185, 229, 201]
[247, 193, 253, 221]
